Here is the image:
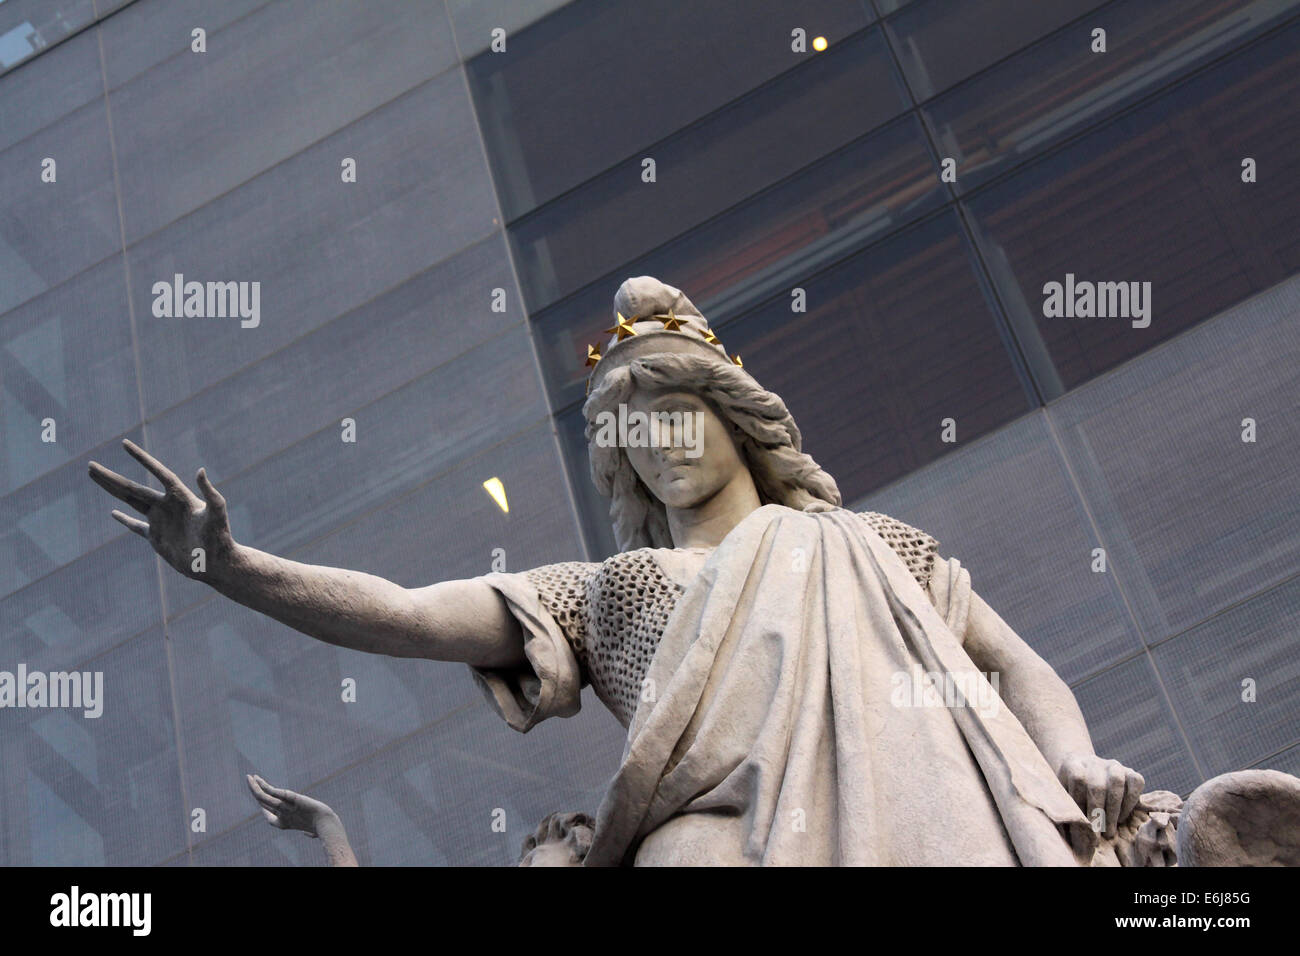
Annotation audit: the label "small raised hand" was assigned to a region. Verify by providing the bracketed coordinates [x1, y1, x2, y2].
[246, 774, 358, 866]
[88, 438, 235, 580]
[246, 774, 335, 836]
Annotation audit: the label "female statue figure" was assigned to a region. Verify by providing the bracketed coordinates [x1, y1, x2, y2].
[89, 276, 1157, 866]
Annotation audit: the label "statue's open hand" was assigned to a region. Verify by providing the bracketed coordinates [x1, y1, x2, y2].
[88, 439, 234, 581]
[246, 774, 336, 837]
[1058, 752, 1144, 839]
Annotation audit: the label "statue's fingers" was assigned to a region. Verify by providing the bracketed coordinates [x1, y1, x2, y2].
[252, 774, 293, 801]
[89, 461, 165, 513]
[247, 776, 284, 809]
[1120, 769, 1145, 823]
[121, 438, 194, 503]
[1103, 764, 1125, 838]
[1058, 756, 1087, 809]
[259, 808, 278, 825]
[252, 793, 281, 813]
[111, 510, 150, 539]
[195, 468, 229, 525]
[1085, 779, 1107, 821]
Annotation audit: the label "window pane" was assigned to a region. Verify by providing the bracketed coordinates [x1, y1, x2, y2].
[1047, 274, 1300, 639]
[965, 20, 1300, 390]
[1, 629, 190, 865]
[1154, 578, 1300, 777]
[447, 0, 591, 58]
[715, 211, 1033, 505]
[105, 0, 456, 243]
[0, 0, 93, 75]
[927, 0, 1296, 194]
[99, 0, 274, 91]
[468, 0, 876, 221]
[886, 0, 1108, 101]
[0, 98, 118, 316]
[510, 26, 909, 313]
[0, 26, 101, 153]
[533, 113, 947, 413]
[0, 259, 139, 498]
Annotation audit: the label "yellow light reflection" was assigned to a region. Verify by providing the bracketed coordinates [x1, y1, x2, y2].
[483, 477, 509, 513]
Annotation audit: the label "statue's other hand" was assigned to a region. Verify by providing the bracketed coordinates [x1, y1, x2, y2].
[1058, 752, 1144, 839]
[246, 774, 337, 837]
[88, 439, 235, 581]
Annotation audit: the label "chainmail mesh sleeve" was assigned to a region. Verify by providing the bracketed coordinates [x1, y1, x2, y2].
[520, 561, 600, 662]
[468, 562, 599, 733]
[857, 511, 940, 590]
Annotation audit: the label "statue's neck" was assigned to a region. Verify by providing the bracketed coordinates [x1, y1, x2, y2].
[666, 470, 762, 549]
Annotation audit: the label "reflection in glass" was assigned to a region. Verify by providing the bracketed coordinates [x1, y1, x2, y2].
[533, 113, 947, 414]
[885, 0, 1107, 100]
[467, 0, 875, 221]
[927, 0, 1297, 193]
[509, 27, 909, 313]
[965, 21, 1300, 390]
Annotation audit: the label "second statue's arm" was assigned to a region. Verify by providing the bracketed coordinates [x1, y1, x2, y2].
[88, 440, 525, 669]
[961, 589, 1145, 841]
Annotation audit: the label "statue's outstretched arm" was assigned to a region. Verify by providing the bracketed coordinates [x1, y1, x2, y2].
[963, 589, 1145, 843]
[246, 774, 358, 866]
[88, 440, 525, 669]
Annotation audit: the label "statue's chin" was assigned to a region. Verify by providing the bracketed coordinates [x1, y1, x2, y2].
[657, 488, 708, 511]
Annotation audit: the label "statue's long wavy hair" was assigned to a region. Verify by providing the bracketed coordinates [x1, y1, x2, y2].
[583, 352, 842, 552]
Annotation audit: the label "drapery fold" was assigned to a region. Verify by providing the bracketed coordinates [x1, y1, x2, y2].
[584, 505, 1092, 866]
[470, 571, 584, 733]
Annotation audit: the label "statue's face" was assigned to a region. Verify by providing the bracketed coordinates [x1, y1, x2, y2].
[624, 386, 747, 510]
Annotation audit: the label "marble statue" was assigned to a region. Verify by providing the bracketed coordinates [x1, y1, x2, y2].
[89, 276, 1298, 866]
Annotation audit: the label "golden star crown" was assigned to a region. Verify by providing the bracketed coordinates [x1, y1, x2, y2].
[583, 308, 742, 393]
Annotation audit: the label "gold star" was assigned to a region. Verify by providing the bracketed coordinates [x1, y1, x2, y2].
[732, 354, 744, 367]
[604, 311, 638, 341]
[657, 309, 683, 331]
[584, 343, 602, 367]
[701, 327, 720, 345]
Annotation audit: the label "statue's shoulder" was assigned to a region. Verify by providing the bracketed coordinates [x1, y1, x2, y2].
[854, 510, 940, 587]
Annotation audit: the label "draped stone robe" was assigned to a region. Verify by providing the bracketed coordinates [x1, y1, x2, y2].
[469, 505, 1092, 866]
